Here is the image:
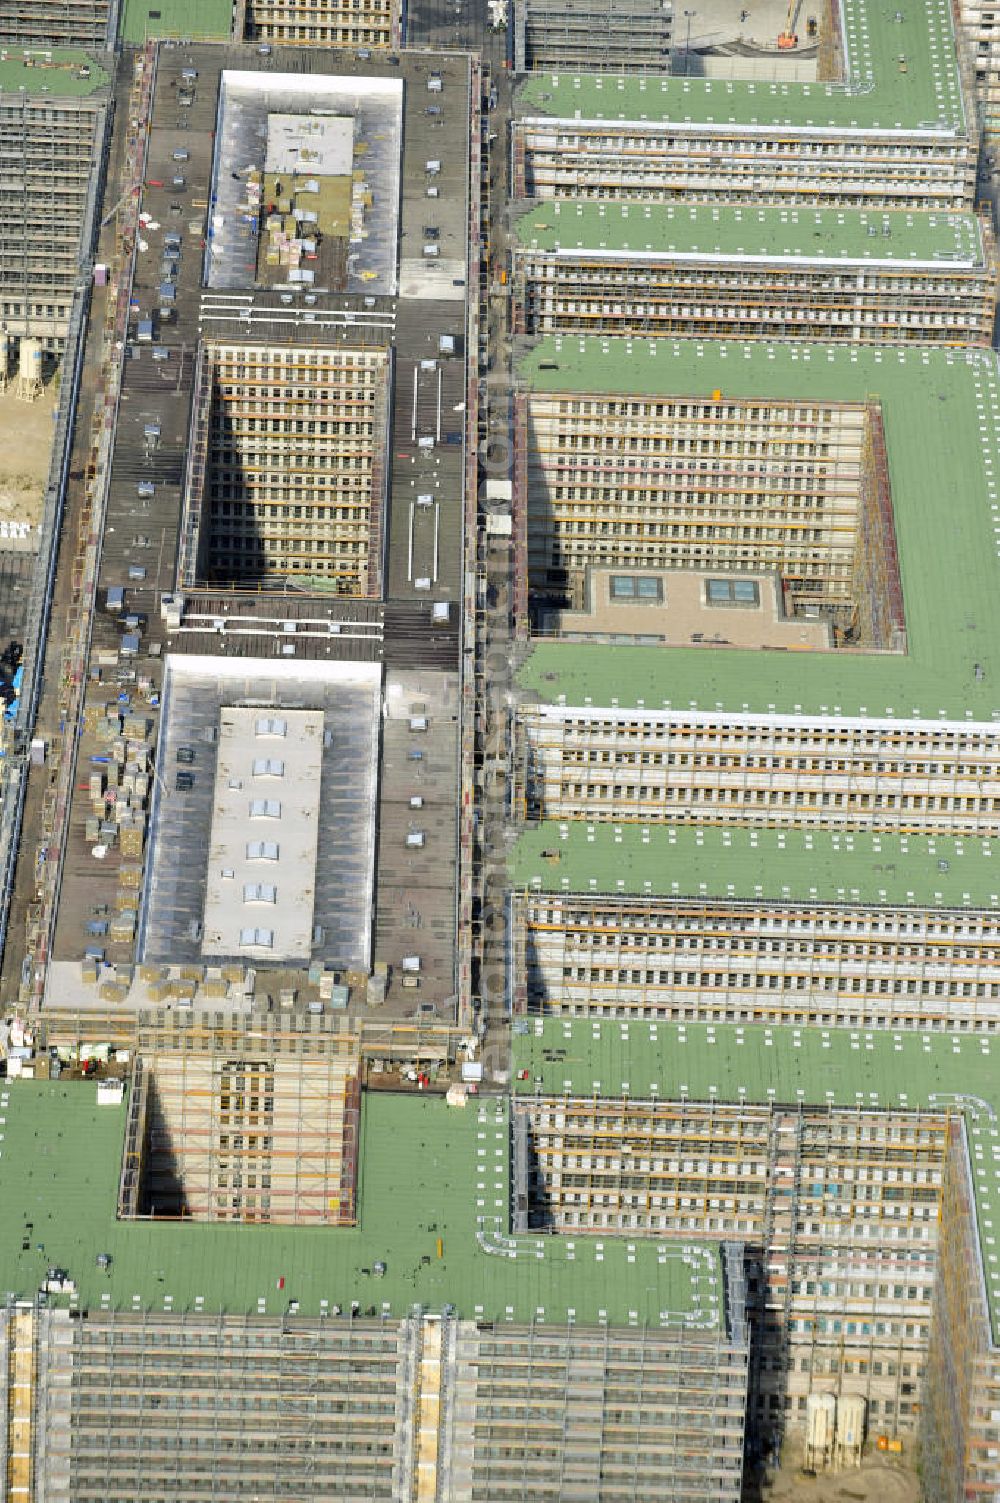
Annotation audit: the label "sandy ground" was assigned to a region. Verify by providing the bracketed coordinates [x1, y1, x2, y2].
[763, 1452, 922, 1503]
[0, 380, 58, 530]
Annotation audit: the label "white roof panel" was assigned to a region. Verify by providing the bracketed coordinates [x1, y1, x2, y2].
[264, 112, 354, 179]
[203, 706, 324, 962]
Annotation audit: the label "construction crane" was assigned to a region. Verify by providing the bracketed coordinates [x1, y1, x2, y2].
[777, 0, 802, 48]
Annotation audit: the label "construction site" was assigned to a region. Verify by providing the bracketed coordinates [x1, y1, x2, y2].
[0, 1010, 751, 1502]
[510, 1017, 1000, 1485]
[490, 0, 1000, 1485]
[0, 37, 474, 1038]
[6, 0, 1000, 1496]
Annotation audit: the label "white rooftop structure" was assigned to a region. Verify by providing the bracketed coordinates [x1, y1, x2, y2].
[202, 707, 325, 962]
[207, 71, 403, 295]
[138, 655, 380, 972]
[264, 113, 355, 179]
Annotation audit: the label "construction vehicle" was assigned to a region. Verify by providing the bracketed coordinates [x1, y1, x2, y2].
[777, 0, 801, 48]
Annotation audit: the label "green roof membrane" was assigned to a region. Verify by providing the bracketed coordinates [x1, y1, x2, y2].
[512, 1017, 1000, 1338]
[0, 1083, 719, 1330]
[0, 48, 109, 96]
[119, 0, 233, 42]
[517, 336, 1000, 719]
[514, 202, 985, 268]
[512, 823, 1000, 910]
[517, 0, 966, 134]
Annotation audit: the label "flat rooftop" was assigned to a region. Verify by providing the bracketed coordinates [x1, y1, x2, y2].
[139, 655, 379, 970]
[517, 337, 1000, 719]
[514, 203, 986, 270]
[264, 112, 354, 177]
[516, 0, 967, 134]
[0, 1081, 724, 1330]
[0, 47, 109, 97]
[118, 0, 232, 41]
[512, 823, 1000, 911]
[513, 1017, 1000, 1341]
[202, 708, 324, 962]
[207, 71, 402, 295]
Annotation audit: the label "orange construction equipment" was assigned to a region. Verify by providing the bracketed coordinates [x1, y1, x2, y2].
[777, 0, 800, 46]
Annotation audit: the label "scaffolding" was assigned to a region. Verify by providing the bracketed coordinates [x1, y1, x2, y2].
[3, 1305, 35, 1503]
[515, 1095, 948, 1448]
[451, 1315, 748, 1501]
[513, 216, 999, 349]
[850, 402, 906, 652]
[5, 1298, 751, 1503]
[518, 706, 1000, 835]
[513, 0, 673, 75]
[242, 0, 401, 48]
[953, 0, 1000, 144]
[0, 0, 119, 48]
[514, 890, 1000, 1032]
[179, 340, 391, 595]
[123, 1009, 362, 1226]
[0, 82, 107, 348]
[36, 1308, 406, 1501]
[512, 117, 979, 211]
[516, 388, 892, 636]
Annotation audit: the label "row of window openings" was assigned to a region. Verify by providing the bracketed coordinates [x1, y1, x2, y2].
[549, 786, 1000, 810]
[534, 912, 999, 939]
[211, 538, 367, 554]
[539, 723, 1000, 751]
[210, 503, 370, 519]
[548, 751, 999, 773]
[546, 929, 1000, 952]
[536, 271, 979, 295]
[552, 1209, 936, 1241]
[544, 135, 963, 161]
[555, 969, 998, 996]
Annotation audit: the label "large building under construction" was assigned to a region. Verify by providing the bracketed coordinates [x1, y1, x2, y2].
[7, 0, 1000, 1494]
[12, 40, 473, 1029]
[513, 204, 998, 347]
[509, 1017, 1000, 1491]
[503, 307, 1000, 1486]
